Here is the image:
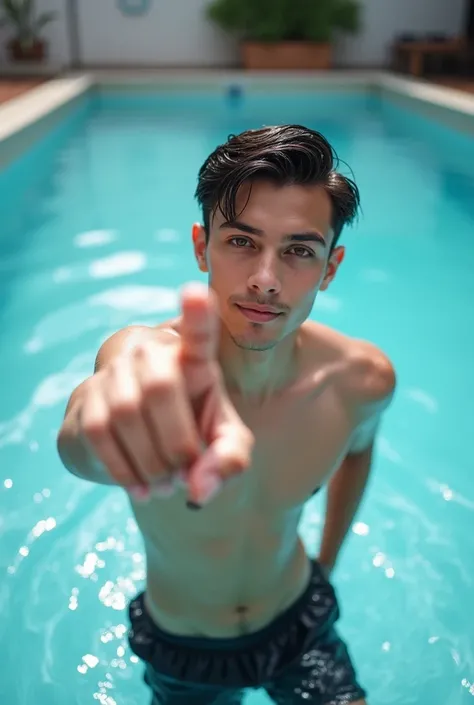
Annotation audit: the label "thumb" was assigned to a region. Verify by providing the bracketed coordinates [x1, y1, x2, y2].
[179, 282, 219, 366]
[186, 424, 255, 507]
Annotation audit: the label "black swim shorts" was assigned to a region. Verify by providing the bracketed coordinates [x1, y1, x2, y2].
[128, 561, 366, 704]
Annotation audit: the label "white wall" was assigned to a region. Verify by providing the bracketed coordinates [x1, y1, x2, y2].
[0, 0, 468, 70]
[76, 0, 238, 67]
[336, 0, 468, 67]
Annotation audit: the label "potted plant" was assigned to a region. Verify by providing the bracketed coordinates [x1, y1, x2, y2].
[207, 0, 361, 70]
[0, 0, 57, 62]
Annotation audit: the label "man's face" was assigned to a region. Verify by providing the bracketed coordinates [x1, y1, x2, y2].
[193, 181, 344, 351]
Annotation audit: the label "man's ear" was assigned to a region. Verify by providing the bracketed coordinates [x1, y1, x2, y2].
[192, 223, 208, 273]
[320, 246, 345, 291]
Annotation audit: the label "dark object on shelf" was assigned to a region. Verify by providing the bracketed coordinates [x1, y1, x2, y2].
[396, 33, 419, 43]
[425, 33, 449, 42]
[393, 35, 466, 77]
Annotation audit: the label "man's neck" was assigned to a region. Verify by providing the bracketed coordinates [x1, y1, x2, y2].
[218, 329, 300, 404]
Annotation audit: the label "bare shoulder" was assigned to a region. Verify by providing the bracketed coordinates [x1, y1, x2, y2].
[303, 322, 396, 405]
[345, 338, 396, 404]
[94, 319, 181, 372]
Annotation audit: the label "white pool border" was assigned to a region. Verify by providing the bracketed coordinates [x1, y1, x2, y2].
[1, 70, 474, 169]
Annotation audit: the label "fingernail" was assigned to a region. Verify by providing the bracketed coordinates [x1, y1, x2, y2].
[129, 486, 151, 502]
[186, 500, 202, 511]
[151, 478, 176, 498]
[199, 474, 222, 504]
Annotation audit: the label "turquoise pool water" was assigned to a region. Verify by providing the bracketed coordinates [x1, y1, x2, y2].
[1, 88, 473, 705]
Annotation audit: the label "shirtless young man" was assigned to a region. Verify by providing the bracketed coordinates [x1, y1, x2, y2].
[57, 124, 396, 705]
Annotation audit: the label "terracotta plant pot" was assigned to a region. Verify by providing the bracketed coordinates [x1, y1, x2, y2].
[241, 41, 332, 70]
[8, 38, 47, 62]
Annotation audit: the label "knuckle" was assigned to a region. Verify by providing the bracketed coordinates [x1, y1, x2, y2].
[133, 340, 153, 361]
[109, 397, 139, 421]
[142, 372, 176, 399]
[135, 339, 173, 364]
[81, 415, 109, 440]
[80, 397, 108, 440]
[107, 357, 125, 378]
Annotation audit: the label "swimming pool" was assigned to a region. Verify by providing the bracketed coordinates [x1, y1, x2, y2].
[1, 84, 473, 705]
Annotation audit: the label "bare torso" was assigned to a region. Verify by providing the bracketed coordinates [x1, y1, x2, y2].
[130, 320, 379, 638]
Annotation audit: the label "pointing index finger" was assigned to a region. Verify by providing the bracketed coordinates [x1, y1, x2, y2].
[180, 283, 219, 364]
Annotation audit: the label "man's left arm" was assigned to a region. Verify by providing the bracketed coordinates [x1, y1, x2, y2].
[318, 361, 396, 576]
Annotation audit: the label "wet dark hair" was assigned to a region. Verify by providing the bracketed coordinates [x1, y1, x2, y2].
[195, 124, 360, 250]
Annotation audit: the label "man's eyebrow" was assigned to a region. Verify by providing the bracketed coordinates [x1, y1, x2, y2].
[286, 232, 327, 247]
[219, 220, 327, 247]
[219, 220, 263, 236]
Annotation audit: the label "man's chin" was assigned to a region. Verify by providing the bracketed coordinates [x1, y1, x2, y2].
[230, 334, 279, 352]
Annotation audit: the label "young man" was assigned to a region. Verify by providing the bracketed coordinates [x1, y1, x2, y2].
[57, 124, 396, 704]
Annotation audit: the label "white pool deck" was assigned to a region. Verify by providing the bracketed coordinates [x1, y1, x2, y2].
[1, 70, 474, 169]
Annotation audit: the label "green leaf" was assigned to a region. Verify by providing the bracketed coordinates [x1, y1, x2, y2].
[206, 0, 360, 42]
[8, 0, 33, 21]
[0, 0, 56, 36]
[332, 0, 361, 33]
[2, 0, 22, 23]
[207, 0, 290, 41]
[35, 10, 58, 31]
[301, 0, 334, 43]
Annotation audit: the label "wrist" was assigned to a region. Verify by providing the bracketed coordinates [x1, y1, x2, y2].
[316, 557, 335, 578]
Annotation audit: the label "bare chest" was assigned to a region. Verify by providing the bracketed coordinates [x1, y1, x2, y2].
[229, 388, 355, 511]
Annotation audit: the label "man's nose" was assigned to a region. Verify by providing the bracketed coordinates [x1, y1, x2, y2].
[247, 252, 282, 296]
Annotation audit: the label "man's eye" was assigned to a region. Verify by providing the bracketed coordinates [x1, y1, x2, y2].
[288, 246, 314, 258]
[230, 237, 252, 248]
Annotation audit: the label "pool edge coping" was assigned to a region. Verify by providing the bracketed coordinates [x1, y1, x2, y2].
[1, 70, 474, 165]
[0, 74, 94, 144]
[376, 72, 474, 117]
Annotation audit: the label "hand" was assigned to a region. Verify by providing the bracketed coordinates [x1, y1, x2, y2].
[77, 283, 254, 506]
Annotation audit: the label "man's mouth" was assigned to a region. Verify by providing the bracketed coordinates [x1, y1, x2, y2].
[235, 304, 284, 323]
